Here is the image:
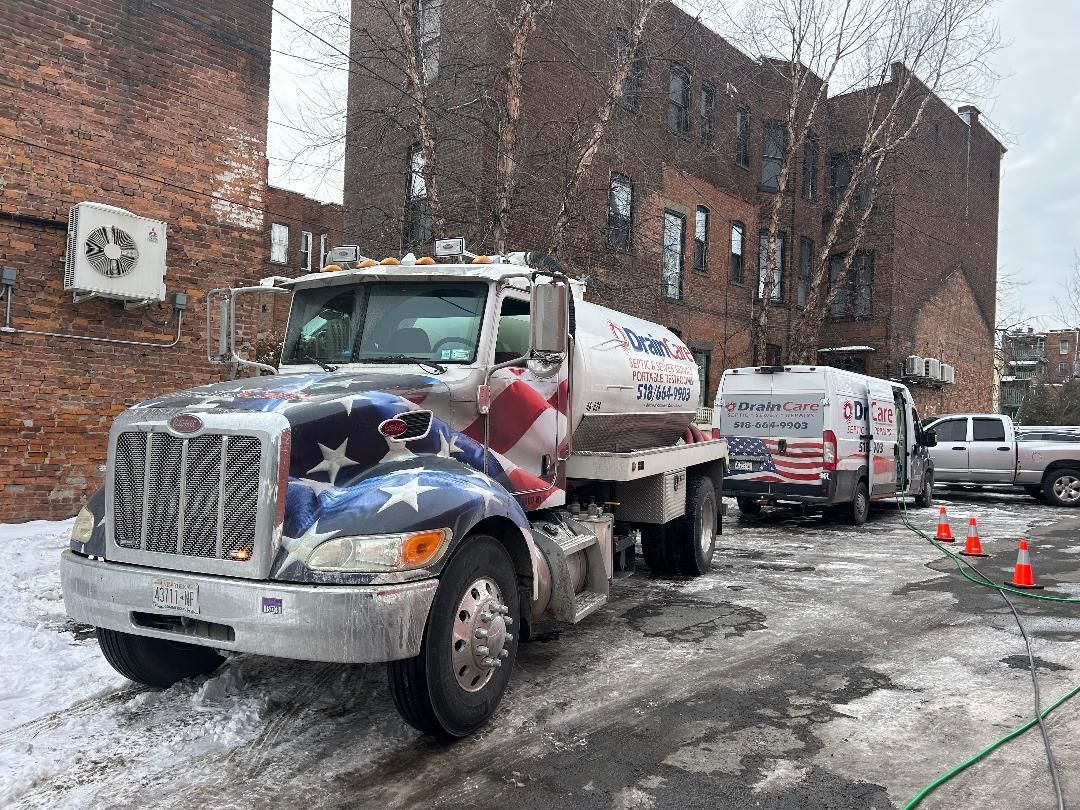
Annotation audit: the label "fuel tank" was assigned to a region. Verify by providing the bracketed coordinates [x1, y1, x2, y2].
[569, 297, 700, 452]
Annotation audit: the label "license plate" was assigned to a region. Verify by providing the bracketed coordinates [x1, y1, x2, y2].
[152, 579, 200, 615]
[732, 459, 759, 471]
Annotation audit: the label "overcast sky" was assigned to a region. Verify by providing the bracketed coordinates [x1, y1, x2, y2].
[267, 0, 1078, 325]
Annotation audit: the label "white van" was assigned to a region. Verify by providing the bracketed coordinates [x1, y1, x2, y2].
[712, 365, 937, 524]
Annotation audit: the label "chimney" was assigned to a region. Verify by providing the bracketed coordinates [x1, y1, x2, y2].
[958, 105, 981, 127]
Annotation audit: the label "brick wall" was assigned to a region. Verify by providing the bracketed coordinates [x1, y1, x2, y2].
[0, 0, 272, 522]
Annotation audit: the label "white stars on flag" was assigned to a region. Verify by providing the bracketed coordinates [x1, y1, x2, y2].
[307, 438, 360, 485]
[377, 477, 438, 513]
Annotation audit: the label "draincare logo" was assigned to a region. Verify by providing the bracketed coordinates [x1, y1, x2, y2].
[606, 320, 694, 362]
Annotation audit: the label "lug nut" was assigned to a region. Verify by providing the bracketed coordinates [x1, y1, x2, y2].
[476, 645, 490, 657]
[481, 657, 497, 668]
[474, 628, 489, 639]
[504, 633, 514, 643]
[499, 649, 509, 659]
[480, 611, 494, 623]
[503, 616, 514, 626]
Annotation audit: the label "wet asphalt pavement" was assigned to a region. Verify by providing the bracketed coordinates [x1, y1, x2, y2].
[7, 489, 1080, 809]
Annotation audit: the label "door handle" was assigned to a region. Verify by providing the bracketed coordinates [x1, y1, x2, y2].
[951, 446, 966, 450]
[997, 447, 1010, 451]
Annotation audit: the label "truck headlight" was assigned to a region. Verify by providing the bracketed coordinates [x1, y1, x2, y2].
[71, 506, 95, 544]
[306, 528, 452, 572]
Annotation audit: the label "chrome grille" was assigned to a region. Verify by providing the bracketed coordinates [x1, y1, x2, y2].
[113, 430, 263, 562]
[396, 410, 433, 440]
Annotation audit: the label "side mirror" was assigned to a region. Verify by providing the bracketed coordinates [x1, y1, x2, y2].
[530, 281, 568, 356]
[923, 429, 938, 448]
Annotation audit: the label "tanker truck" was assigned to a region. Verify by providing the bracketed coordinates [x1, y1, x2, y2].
[61, 243, 728, 738]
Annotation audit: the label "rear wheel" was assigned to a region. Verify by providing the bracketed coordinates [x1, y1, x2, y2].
[736, 497, 762, 516]
[847, 479, 870, 525]
[387, 535, 518, 738]
[1043, 468, 1080, 507]
[95, 628, 223, 687]
[914, 473, 934, 508]
[671, 476, 719, 576]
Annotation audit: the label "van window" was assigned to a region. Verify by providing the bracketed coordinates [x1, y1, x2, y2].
[932, 418, 967, 443]
[972, 418, 1006, 442]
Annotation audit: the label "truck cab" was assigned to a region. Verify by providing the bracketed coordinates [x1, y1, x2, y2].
[62, 246, 728, 738]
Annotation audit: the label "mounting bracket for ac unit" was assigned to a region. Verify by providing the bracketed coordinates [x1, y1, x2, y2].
[123, 298, 155, 311]
[72, 292, 99, 304]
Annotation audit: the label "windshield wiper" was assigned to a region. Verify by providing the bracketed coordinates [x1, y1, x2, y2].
[354, 354, 447, 374]
[304, 355, 339, 373]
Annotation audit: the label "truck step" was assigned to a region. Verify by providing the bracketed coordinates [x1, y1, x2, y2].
[572, 590, 607, 623]
[553, 531, 597, 557]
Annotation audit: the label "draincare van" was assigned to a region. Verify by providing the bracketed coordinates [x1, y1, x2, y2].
[712, 365, 936, 523]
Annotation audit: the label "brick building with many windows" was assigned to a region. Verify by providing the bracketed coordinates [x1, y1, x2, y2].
[342, 0, 1003, 417]
[1000, 328, 1080, 418]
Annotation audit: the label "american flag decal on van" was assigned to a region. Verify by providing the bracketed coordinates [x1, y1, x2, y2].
[724, 436, 824, 483]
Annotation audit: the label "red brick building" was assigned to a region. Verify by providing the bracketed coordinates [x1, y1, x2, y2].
[0, 1, 273, 522]
[343, 0, 1003, 418]
[264, 187, 344, 279]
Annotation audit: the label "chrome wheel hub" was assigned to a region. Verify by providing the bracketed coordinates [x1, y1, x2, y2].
[699, 501, 716, 556]
[1054, 476, 1080, 503]
[451, 577, 514, 693]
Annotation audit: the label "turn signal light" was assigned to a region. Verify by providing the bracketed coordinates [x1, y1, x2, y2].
[402, 530, 446, 567]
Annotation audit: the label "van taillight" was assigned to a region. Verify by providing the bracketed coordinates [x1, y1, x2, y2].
[823, 430, 837, 471]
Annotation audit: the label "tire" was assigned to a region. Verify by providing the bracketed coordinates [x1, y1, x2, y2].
[387, 535, 519, 739]
[914, 472, 934, 508]
[846, 479, 870, 525]
[736, 497, 762, 515]
[671, 476, 719, 576]
[95, 628, 223, 688]
[1042, 468, 1080, 507]
[641, 523, 677, 576]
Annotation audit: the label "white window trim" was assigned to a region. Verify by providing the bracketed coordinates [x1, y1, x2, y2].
[320, 233, 329, 267]
[270, 223, 289, 264]
[300, 231, 313, 272]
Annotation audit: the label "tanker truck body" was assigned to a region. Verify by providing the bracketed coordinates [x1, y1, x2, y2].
[61, 247, 728, 737]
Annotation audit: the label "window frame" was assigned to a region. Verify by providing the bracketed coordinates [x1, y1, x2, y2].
[735, 106, 750, 167]
[270, 222, 289, 264]
[760, 121, 787, 192]
[300, 230, 313, 272]
[405, 144, 432, 249]
[802, 136, 819, 200]
[693, 205, 709, 274]
[418, 0, 444, 83]
[691, 347, 711, 407]
[730, 221, 745, 284]
[757, 229, 785, 301]
[828, 251, 874, 319]
[1061, 340, 1070, 355]
[614, 28, 646, 112]
[320, 233, 328, 267]
[667, 63, 691, 135]
[700, 82, 715, 148]
[661, 209, 686, 300]
[607, 173, 634, 251]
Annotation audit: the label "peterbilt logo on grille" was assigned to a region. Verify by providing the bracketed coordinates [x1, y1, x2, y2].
[169, 413, 204, 434]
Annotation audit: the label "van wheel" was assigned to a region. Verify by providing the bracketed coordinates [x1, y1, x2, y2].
[387, 535, 518, 739]
[847, 480, 870, 525]
[914, 473, 934, 508]
[96, 628, 223, 687]
[641, 524, 677, 575]
[671, 476, 718, 576]
[736, 497, 762, 516]
[1043, 468, 1080, 507]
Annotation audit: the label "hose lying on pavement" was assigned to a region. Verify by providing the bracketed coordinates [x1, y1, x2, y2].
[896, 490, 1079, 809]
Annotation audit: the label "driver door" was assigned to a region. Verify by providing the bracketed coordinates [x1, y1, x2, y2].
[486, 292, 568, 508]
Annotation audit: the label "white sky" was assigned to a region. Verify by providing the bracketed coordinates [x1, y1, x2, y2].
[267, 0, 1078, 325]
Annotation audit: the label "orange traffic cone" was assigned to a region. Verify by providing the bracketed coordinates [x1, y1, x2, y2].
[1006, 539, 1044, 590]
[959, 516, 989, 558]
[935, 506, 955, 542]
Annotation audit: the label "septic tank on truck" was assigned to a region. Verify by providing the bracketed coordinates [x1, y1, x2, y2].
[61, 242, 728, 738]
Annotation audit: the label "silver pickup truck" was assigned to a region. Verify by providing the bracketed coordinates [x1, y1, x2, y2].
[923, 413, 1080, 506]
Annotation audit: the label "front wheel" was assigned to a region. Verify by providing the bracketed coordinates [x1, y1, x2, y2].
[387, 535, 518, 739]
[847, 480, 870, 525]
[1043, 468, 1080, 507]
[914, 473, 934, 508]
[96, 628, 223, 687]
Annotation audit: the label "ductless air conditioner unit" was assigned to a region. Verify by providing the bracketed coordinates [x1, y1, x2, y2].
[924, 357, 941, 380]
[904, 355, 925, 377]
[941, 364, 955, 384]
[64, 202, 167, 303]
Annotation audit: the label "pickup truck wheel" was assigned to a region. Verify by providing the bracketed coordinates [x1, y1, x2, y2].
[641, 524, 677, 576]
[914, 474, 934, 508]
[1043, 469, 1080, 507]
[387, 535, 518, 739]
[847, 480, 870, 526]
[736, 497, 762, 516]
[95, 628, 223, 687]
[672, 476, 719, 577]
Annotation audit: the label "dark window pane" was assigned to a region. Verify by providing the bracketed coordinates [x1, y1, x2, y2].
[854, 252, 873, 317]
[615, 29, 645, 112]
[608, 174, 633, 250]
[735, 106, 750, 166]
[730, 221, 744, 283]
[934, 419, 968, 443]
[668, 64, 690, 134]
[829, 254, 848, 318]
[694, 206, 708, 273]
[700, 84, 715, 147]
[972, 418, 1006, 442]
[761, 122, 787, 191]
[802, 137, 818, 199]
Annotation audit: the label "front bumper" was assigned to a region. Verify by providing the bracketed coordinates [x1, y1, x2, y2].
[61, 551, 438, 663]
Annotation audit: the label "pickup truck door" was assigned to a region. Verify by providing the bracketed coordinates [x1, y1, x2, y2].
[929, 417, 970, 482]
[967, 416, 1015, 483]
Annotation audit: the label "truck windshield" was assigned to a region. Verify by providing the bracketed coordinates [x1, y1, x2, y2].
[281, 281, 488, 366]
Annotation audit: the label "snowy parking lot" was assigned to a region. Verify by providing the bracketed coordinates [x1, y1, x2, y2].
[3, 492, 1080, 809]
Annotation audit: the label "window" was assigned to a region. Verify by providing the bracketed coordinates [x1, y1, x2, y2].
[300, 231, 312, 272]
[270, 223, 289, 264]
[495, 296, 531, 364]
[802, 137, 818, 199]
[828, 252, 873, 318]
[700, 83, 715, 147]
[764, 343, 782, 365]
[830, 151, 872, 209]
[730, 222, 744, 283]
[668, 64, 690, 134]
[972, 418, 1006, 442]
[1061, 340, 1070, 355]
[761, 122, 787, 191]
[757, 230, 785, 300]
[735, 106, 750, 166]
[932, 418, 967, 443]
[662, 210, 685, 300]
[798, 237, 813, 306]
[320, 233, 328, 267]
[419, 0, 444, 82]
[693, 206, 709, 273]
[405, 145, 432, 248]
[608, 174, 633, 250]
[691, 347, 711, 406]
[614, 29, 646, 112]
[1060, 361, 1070, 376]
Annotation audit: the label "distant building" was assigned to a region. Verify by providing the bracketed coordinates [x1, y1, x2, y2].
[343, 0, 1003, 418]
[264, 187, 345, 279]
[1000, 328, 1080, 418]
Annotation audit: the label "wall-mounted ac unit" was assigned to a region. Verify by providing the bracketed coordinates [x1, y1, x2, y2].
[904, 355, 925, 377]
[924, 357, 941, 380]
[940, 364, 955, 384]
[64, 202, 167, 303]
